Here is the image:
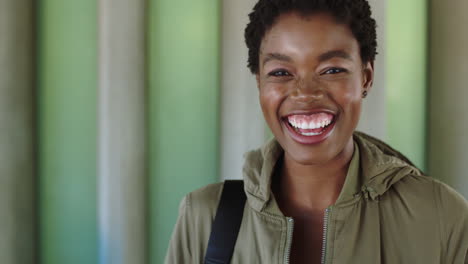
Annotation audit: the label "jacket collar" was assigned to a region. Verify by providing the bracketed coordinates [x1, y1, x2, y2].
[242, 131, 424, 214]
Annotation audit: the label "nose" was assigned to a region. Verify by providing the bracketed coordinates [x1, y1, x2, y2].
[290, 78, 325, 103]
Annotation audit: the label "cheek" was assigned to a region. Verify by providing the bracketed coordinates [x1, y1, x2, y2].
[341, 90, 361, 106]
[340, 93, 363, 129]
[259, 85, 284, 115]
[259, 85, 289, 134]
[334, 80, 363, 109]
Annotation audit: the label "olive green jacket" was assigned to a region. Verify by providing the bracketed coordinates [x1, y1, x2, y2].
[165, 132, 468, 264]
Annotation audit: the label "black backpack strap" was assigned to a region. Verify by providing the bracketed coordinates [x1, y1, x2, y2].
[204, 180, 247, 264]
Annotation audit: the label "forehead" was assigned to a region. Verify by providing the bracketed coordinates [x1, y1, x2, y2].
[260, 12, 360, 60]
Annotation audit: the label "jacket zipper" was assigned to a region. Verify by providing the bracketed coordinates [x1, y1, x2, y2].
[321, 207, 331, 264]
[284, 217, 294, 264]
[283, 208, 331, 264]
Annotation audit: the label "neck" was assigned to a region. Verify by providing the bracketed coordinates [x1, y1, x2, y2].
[276, 139, 354, 214]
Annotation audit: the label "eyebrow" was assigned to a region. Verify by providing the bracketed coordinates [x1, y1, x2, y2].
[262, 50, 353, 67]
[262, 53, 293, 66]
[318, 50, 353, 62]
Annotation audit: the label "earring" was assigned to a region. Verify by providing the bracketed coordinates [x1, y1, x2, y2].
[362, 90, 368, 98]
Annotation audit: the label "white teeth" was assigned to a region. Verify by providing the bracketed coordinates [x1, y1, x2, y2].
[289, 119, 332, 129]
[300, 130, 324, 136]
[287, 115, 334, 137]
[321, 120, 331, 128]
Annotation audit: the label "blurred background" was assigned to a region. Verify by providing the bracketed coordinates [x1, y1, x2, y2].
[0, 0, 467, 263]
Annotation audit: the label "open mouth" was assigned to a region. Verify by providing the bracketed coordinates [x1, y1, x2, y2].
[283, 112, 336, 144]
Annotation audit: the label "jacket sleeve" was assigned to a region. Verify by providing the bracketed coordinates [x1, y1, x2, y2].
[164, 195, 194, 264]
[164, 183, 223, 264]
[436, 181, 468, 263]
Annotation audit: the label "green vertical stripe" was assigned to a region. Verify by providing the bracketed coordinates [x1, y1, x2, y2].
[148, 0, 220, 262]
[38, 1, 97, 264]
[387, 0, 428, 170]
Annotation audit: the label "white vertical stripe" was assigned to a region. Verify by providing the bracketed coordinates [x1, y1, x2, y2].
[429, 0, 468, 197]
[221, 0, 268, 180]
[0, 0, 36, 262]
[98, 0, 148, 263]
[357, 0, 387, 139]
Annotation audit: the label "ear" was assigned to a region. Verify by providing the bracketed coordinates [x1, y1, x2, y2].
[362, 61, 374, 93]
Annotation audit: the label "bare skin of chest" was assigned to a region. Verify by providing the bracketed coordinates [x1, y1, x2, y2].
[289, 213, 325, 264]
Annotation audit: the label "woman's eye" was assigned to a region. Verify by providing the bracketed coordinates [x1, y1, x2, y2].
[268, 70, 291, 77]
[324, 68, 347, 74]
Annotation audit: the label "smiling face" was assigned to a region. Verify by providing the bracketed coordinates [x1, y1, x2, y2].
[257, 12, 374, 165]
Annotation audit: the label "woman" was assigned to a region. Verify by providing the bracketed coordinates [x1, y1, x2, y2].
[166, 0, 468, 263]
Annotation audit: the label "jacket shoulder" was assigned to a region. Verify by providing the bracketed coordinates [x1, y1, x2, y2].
[186, 182, 224, 216]
[390, 174, 467, 210]
[431, 178, 468, 229]
[391, 175, 468, 242]
[392, 174, 468, 212]
[165, 182, 225, 264]
[433, 178, 468, 211]
[384, 174, 467, 231]
[432, 178, 468, 262]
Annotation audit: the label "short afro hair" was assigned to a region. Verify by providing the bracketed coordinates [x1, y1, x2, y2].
[244, 0, 378, 74]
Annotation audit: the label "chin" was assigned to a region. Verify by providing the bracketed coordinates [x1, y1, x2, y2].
[284, 143, 341, 166]
[277, 124, 355, 167]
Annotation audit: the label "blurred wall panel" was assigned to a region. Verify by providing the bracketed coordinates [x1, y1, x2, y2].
[387, 0, 428, 170]
[0, 1, 36, 263]
[357, 0, 387, 139]
[220, 0, 266, 180]
[98, 0, 148, 264]
[148, 0, 221, 262]
[429, 0, 468, 197]
[38, 1, 98, 263]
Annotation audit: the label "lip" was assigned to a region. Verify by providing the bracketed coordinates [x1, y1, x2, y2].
[282, 110, 337, 145]
[282, 108, 337, 118]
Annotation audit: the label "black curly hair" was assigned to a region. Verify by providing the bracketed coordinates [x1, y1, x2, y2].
[244, 0, 377, 74]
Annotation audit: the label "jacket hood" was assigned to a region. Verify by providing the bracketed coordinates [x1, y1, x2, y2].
[242, 131, 425, 213]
